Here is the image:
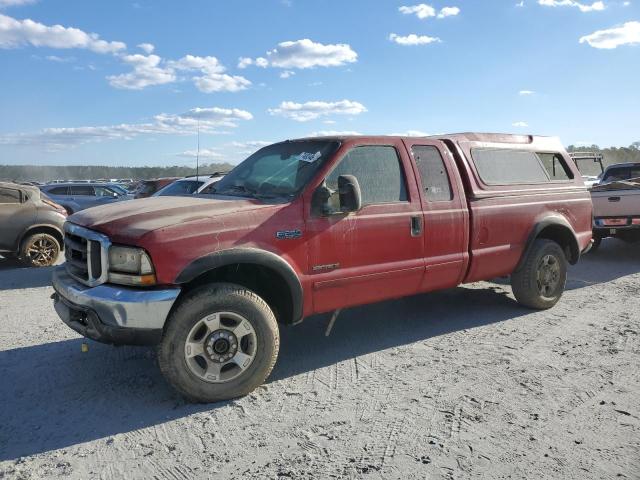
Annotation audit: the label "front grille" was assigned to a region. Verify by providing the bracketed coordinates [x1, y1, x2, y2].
[63, 223, 110, 287]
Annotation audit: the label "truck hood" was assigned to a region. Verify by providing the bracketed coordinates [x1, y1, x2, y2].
[69, 195, 271, 240]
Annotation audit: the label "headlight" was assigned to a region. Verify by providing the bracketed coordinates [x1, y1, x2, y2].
[108, 245, 156, 286]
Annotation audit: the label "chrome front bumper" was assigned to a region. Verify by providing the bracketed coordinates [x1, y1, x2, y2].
[52, 266, 180, 344]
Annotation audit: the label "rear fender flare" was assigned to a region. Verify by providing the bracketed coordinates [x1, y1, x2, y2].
[515, 217, 580, 271]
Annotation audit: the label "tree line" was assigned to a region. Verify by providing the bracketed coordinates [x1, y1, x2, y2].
[0, 162, 235, 183]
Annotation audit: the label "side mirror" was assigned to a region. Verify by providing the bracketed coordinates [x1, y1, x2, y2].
[311, 175, 363, 216]
[337, 175, 362, 213]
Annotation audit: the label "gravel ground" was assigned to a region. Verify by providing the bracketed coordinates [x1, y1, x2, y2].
[0, 239, 638, 480]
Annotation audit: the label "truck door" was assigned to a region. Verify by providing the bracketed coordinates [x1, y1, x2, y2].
[403, 140, 469, 291]
[305, 139, 426, 313]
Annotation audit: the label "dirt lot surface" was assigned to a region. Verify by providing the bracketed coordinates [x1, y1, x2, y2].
[0, 240, 638, 479]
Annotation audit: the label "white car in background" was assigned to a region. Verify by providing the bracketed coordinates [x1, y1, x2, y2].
[152, 173, 227, 197]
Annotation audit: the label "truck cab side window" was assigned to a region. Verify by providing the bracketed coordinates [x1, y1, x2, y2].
[0, 187, 21, 204]
[412, 145, 453, 201]
[326, 146, 407, 209]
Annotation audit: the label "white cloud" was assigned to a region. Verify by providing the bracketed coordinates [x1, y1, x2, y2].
[399, 4, 460, 19]
[177, 148, 223, 159]
[438, 6, 460, 17]
[399, 4, 436, 18]
[193, 73, 251, 93]
[0, 13, 126, 53]
[389, 33, 441, 45]
[169, 54, 251, 93]
[268, 100, 367, 122]
[538, 0, 605, 12]
[241, 39, 357, 70]
[516, 1, 525, 7]
[280, 70, 295, 78]
[579, 21, 640, 49]
[45, 54, 75, 63]
[137, 42, 154, 54]
[519, 90, 535, 95]
[0, 106, 253, 149]
[308, 130, 362, 137]
[390, 130, 431, 136]
[107, 54, 175, 89]
[512, 121, 529, 127]
[0, 0, 37, 8]
[109, 54, 251, 92]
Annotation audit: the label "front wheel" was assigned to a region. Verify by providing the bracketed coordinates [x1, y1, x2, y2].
[511, 239, 567, 310]
[158, 283, 279, 403]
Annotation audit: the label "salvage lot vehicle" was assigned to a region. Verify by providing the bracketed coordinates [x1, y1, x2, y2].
[152, 173, 227, 197]
[40, 182, 132, 215]
[133, 177, 179, 199]
[0, 181, 66, 267]
[599, 162, 640, 185]
[590, 177, 640, 250]
[51, 133, 593, 402]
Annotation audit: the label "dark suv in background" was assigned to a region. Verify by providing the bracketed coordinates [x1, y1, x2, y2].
[40, 183, 132, 214]
[0, 182, 67, 267]
[134, 178, 179, 199]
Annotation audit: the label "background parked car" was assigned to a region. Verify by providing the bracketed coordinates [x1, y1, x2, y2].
[152, 173, 227, 197]
[40, 182, 132, 215]
[0, 181, 66, 267]
[134, 177, 179, 199]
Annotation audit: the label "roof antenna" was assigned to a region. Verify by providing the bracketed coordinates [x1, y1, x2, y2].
[196, 114, 200, 178]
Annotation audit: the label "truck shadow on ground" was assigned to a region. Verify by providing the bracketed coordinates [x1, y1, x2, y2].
[1, 285, 522, 461]
[0, 254, 62, 290]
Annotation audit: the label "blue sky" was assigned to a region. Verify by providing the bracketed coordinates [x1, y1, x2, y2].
[0, 0, 638, 166]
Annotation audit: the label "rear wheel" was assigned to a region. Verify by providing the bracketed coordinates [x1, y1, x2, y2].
[158, 283, 279, 403]
[511, 239, 567, 309]
[20, 233, 60, 267]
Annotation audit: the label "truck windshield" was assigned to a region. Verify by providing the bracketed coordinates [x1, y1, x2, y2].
[212, 140, 340, 199]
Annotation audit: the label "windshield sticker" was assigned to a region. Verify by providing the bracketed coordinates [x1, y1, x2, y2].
[297, 151, 322, 163]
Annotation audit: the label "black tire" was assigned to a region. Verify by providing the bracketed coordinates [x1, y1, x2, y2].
[511, 239, 567, 310]
[158, 282, 279, 403]
[20, 233, 61, 267]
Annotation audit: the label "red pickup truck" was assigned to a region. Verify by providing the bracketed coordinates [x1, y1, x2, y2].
[52, 133, 593, 402]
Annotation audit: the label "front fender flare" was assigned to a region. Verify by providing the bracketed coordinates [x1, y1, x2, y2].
[175, 247, 304, 324]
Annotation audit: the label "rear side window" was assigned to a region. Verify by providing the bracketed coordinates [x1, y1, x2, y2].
[0, 187, 21, 204]
[326, 146, 408, 206]
[537, 153, 573, 181]
[70, 185, 95, 196]
[412, 145, 453, 201]
[472, 149, 551, 184]
[48, 186, 69, 195]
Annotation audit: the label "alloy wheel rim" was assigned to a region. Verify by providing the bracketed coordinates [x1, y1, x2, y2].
[536, 254, 560, 298]
[27, 238, 58, 266]
[184, 311, 257, 383]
